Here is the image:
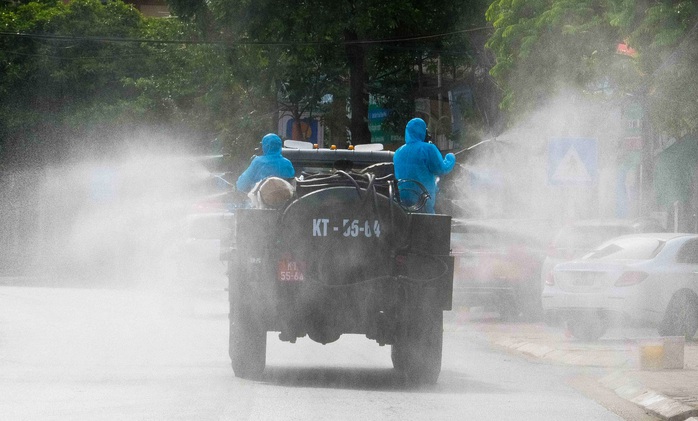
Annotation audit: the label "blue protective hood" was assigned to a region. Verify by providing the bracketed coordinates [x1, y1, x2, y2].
[236, 133, 295, 193]
[404, 118, 427, 144]
[262, 133, 283, 155]
[393, 117, 455, 213]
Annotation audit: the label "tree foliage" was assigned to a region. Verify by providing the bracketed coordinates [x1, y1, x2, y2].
[626, 0, 698, 137]
[0, 0, 241, 168]
[485, 0, 622, 112]
[485, 0, 698, 136]
[166, 0, 488, 145]
[1, 0, 492, 168]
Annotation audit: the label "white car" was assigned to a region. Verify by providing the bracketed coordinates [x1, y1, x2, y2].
[542, 232, 698, 341]
[539, 219, 665, 319]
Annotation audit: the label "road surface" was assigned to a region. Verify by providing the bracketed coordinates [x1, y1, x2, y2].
[0, 285, 652, 420]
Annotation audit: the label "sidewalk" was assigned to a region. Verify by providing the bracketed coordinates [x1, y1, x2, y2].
[452, 312, 698, 421]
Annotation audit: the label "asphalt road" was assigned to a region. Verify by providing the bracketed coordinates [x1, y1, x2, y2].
[0, 285, 655, 420]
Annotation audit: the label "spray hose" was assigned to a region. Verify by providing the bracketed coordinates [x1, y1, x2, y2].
[294, 167, 428, 213]
[278, 167, 448, 293]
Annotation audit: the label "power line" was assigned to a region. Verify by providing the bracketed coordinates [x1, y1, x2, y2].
[0, 47, 160, 60]
[0, 31, 212, 45]
[347, 26, 492, 45]
[0, 26, 491, 47]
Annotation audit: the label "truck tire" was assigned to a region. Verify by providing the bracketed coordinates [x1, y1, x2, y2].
[229, 306, 267, 379]
[391, 306, 443, 384]
[228, 265, 266, 380]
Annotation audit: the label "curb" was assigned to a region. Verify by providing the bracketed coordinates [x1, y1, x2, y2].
[491, 337, 698, 421]
[491, 338, 633, 368]
[600, 371, 698, 421]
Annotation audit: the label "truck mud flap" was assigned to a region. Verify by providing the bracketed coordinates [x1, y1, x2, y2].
[403, 213, 453, 310]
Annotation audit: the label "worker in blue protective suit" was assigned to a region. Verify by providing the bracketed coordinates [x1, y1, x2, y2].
[393, 118, 456, 214]
[236, 133, 295, 193]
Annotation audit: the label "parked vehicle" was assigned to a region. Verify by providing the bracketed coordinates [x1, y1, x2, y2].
[166, 174, 236, 292]
[450, 219, 550, 320]
[540, 219, 665, 303]
[172, 211, 231, 289]
[542, 232, 698, 341]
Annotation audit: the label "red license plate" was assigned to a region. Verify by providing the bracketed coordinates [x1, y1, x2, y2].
[277, 258, 306, 282]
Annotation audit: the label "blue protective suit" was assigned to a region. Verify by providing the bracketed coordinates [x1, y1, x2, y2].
[236, 134, 295, 193]
[393, 118, 456, 213]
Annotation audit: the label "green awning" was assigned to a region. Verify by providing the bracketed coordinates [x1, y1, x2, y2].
[654, 135, 698, 206]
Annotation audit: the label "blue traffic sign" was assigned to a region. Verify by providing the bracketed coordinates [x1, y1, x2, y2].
[547, 138, 598, 186]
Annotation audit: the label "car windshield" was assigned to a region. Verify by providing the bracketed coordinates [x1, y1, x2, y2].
[584, 237, 665, 260]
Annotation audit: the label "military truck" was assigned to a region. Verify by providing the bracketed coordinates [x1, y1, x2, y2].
[223, 143, 454, 384]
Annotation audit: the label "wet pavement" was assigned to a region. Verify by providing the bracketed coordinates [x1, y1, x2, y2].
[448, 308, 698, 421]
[3, 278, 696, 419]
[2, 285, 628, 421]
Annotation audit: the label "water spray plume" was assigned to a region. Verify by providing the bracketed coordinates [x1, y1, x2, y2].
[194, 154, 226, 160]
[182, 154, 227, 162]
[450, 91, 624, 222]
[197, 190, 230, 202]
[209, 173, 234, 187]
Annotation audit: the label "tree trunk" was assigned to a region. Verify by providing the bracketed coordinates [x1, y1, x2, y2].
[344, 30, 371, 145]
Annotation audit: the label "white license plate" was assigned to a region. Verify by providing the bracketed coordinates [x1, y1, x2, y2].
[572, 274, 596, 287]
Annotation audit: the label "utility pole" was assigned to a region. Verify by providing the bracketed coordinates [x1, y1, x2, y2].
[639, 95, 654, 220]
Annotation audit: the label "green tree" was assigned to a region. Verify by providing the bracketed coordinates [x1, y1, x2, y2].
[623, 0, 698, 137]
[1, 0, 146, 164]
[485, 0, 622, 113]
[485, 0, 697, 136]
[0, 0, 240, 167]
[166, 0, 487, 145]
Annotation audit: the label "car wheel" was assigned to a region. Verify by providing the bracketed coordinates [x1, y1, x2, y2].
[566, 315, 609, 341]
[520, 279, 544, 322]
[497, 294, 521, 322]
[659, 291, 698, 340]
[544, 310, 562, 327]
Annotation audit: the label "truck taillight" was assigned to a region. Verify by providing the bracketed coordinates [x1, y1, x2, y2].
[614, 271, 648, 287]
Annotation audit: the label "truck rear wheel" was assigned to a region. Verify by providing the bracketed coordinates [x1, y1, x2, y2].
[229, 278, 267, 379]
[229, 309, 266, 379]
[391, 307, 443, 384]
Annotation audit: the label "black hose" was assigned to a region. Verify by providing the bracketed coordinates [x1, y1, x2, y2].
[395, 179, 430, 212]
[334, 170, 363, 198]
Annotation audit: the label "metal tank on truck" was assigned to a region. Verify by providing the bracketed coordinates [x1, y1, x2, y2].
[222, 141, 454, 384]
